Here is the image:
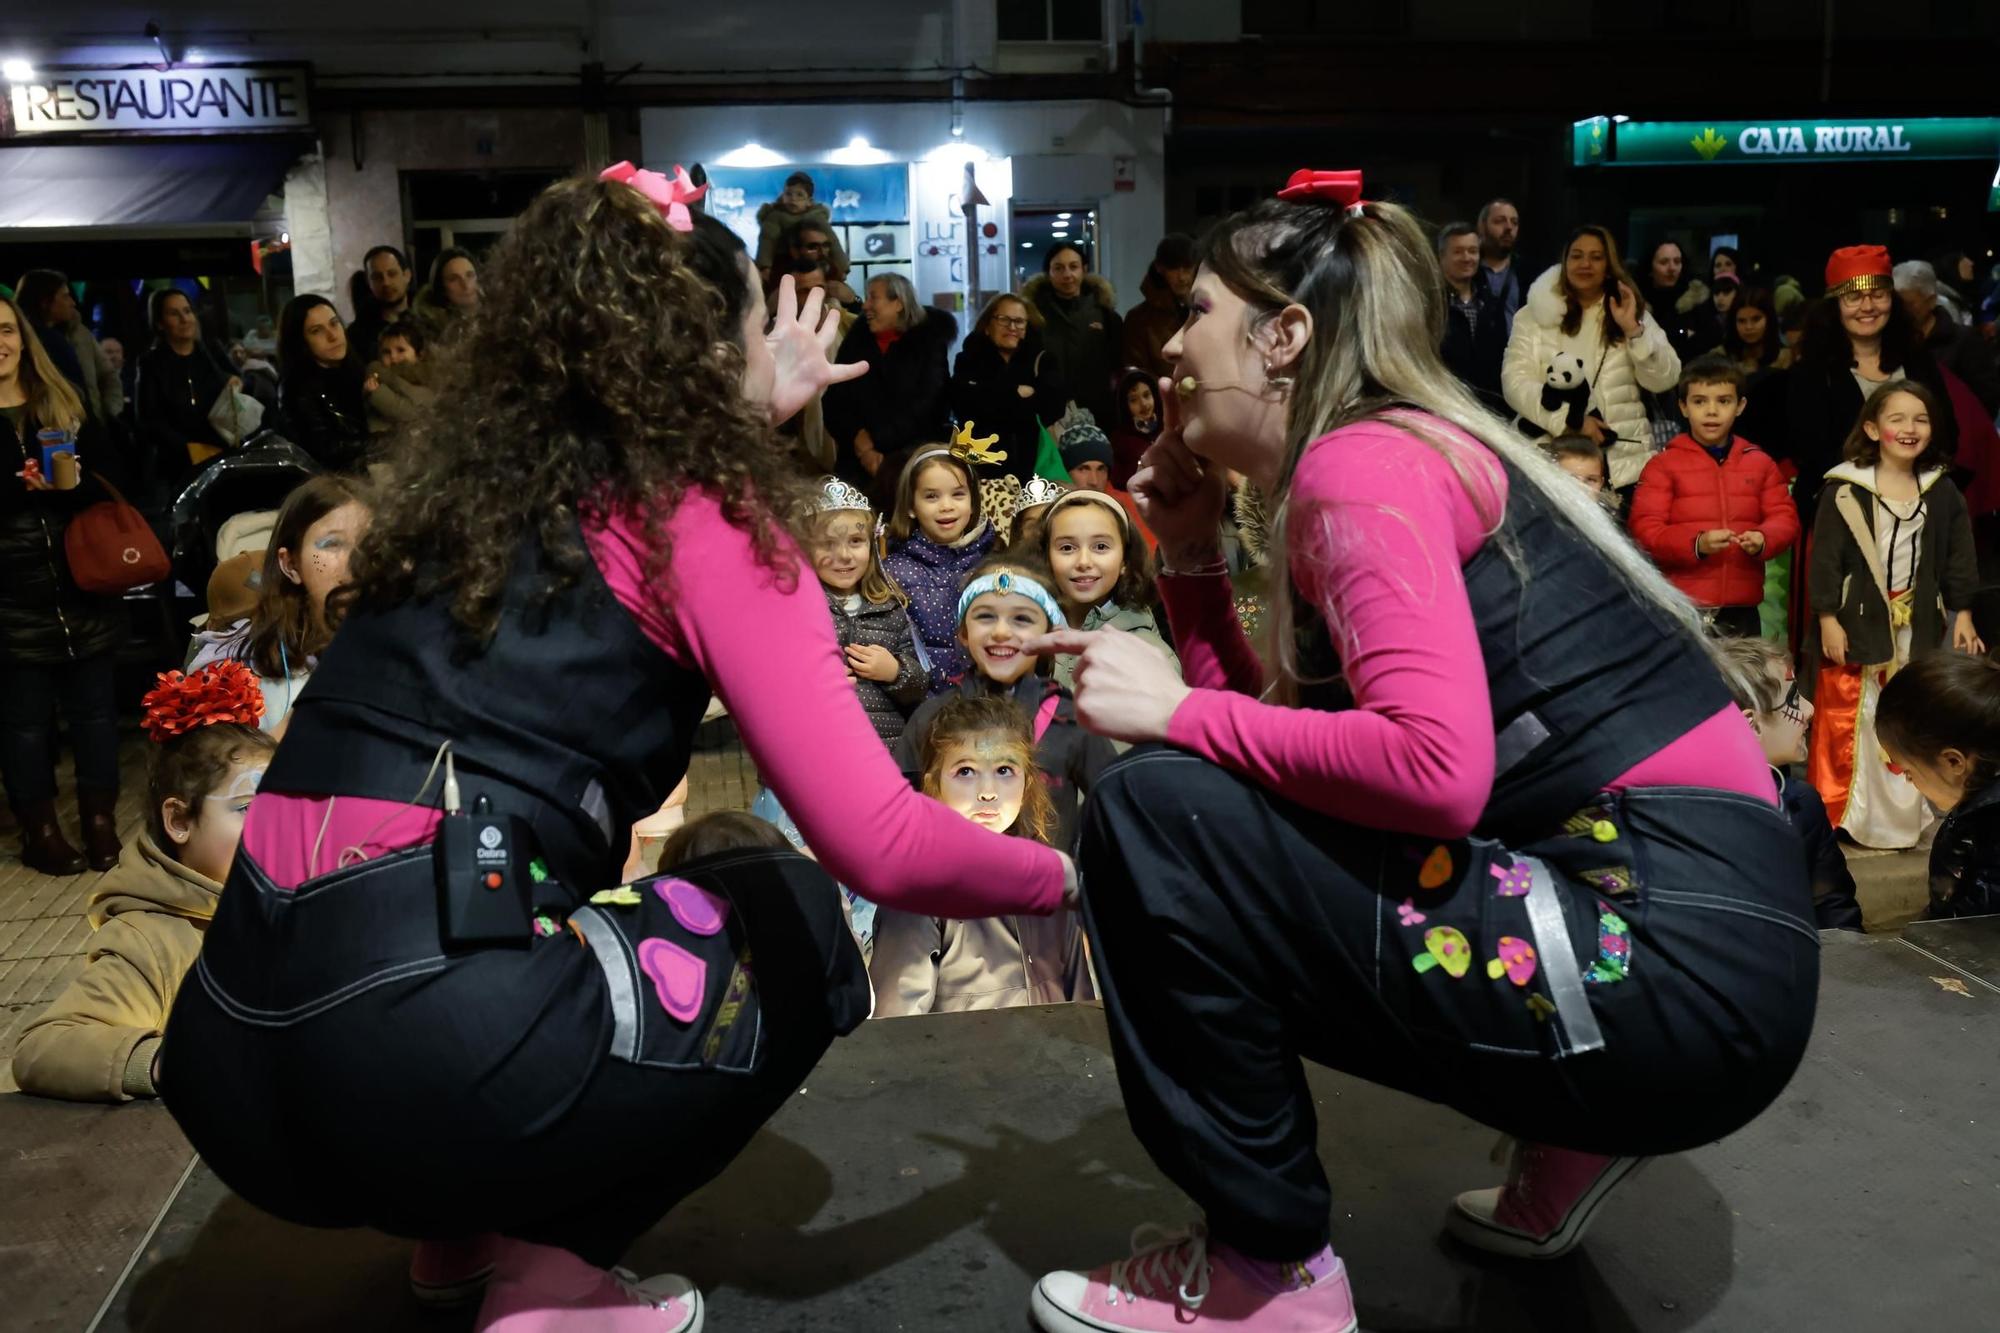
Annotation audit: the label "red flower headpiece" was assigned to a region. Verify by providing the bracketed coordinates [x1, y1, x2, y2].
[599, 161, 707, 232]
[141, 661, 265, 743]
[1276, 169, 1367, 214]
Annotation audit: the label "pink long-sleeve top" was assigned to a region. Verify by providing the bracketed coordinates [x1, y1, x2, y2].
[243, 489, 1064, 918]
[1161, 417, 1770, 837]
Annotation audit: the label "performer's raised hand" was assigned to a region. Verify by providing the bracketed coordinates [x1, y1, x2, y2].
[1026, 626, 1190, 745]
[1131, 375, 1228, 566]
[765, 272, 867, 425]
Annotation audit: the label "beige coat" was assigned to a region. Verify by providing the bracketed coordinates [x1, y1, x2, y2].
[869, 904, 1089, 1017]
[1502, 264, 1681, 489]
[10, 833, 219, 1101]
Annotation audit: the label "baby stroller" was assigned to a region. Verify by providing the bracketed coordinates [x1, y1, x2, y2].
[168, 430, 322, 600]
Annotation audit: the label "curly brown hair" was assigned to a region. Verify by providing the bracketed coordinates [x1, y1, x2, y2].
[918, 693, 1057, 845]
[347, 174, 808, 643]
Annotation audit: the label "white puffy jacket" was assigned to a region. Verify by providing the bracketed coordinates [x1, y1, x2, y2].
[1502, 264, 1681, 488]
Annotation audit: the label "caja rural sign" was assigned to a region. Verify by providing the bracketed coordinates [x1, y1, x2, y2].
[1573, 116, 2000, 167]
[4, 66, 310, 137]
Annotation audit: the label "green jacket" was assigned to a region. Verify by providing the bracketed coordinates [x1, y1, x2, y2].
[1052, 601, 1177, 695]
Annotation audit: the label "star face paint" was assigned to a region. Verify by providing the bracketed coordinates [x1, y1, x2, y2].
[931, 735, 1028, 834]
[288, 501, 366, 629]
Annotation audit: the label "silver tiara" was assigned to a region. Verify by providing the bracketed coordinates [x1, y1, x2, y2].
[1019, 475, 1070, 508]
[811, 476, 872, 514]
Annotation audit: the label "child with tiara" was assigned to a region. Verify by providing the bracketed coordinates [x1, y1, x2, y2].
[1009, 474, 1070, 549]
[1808, 379, 1981, 849]
[883, 437, 996, 693]
[11, 662, 274, 1102]
[808, 475, 926, 744]
[1040, 488, 1176, 694]
[871, 694, 1085, 1015]
[894, 551, 1115, 857]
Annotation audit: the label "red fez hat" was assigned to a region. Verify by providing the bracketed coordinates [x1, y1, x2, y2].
[1825, 245, 1892, 297]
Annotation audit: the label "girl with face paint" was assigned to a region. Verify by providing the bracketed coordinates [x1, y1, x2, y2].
[10, 662, 275, 1103]
[869, 694, 1080, 1016]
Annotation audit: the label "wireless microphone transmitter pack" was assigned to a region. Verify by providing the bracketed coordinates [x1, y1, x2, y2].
[435, 794, 535, 948]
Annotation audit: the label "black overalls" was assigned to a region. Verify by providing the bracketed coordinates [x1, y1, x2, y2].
[1080, 460, 1821, 1261]
[161, 535, 871, 1265]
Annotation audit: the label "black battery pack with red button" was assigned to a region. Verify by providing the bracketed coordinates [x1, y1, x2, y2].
[435, 794, 535, 949]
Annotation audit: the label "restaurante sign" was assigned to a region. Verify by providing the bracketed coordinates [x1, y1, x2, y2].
[5, 66, 310, 137]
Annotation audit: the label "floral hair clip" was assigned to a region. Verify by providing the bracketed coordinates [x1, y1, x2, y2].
[599, 161, 707, 232]
[1276, 168, 1368, 217]
[141, 660, 265, 743]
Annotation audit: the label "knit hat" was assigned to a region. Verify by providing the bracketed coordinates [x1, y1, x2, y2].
[1825, 245, 1892, 298]
[1059, 420, 1114, 472]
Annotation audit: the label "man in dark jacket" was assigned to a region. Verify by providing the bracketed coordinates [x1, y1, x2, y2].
[1025, 244, 1123, 432]
[345, 245, 414, 367]
[1897, 260, 2000, 416]
[1437, 223, 1506, 410]
[1122, 234, 1195, 383]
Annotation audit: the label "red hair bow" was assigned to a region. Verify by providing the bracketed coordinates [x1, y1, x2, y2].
[599, 161, 707, 233]
[1276, 169, 1366, 213]
[141, 660, 265, 743]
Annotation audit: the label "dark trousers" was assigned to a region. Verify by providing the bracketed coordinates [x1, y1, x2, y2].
[1705, 603, 1764, 639]
[0, 653, 120, 806]
[163, 843, 871, 1267]
[1079, 748, 1819, 1262]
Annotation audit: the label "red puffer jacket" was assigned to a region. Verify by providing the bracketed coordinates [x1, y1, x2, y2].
[1628, 433, 1800, 608]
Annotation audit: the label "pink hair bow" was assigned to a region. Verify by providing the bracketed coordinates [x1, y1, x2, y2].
[1276, 168, 1368, 215]
[599, 161, 707, 232]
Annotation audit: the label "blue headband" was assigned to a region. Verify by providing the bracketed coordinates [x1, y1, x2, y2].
[957, 570, 1068, 630]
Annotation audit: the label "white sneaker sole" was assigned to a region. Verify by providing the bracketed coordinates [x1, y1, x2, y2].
[1029, 1275, 1359, 1333]
[1444, 1156, 1650, 1259]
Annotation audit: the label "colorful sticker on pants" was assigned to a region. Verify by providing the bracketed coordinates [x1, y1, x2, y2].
[1584, 910, 1631, 985]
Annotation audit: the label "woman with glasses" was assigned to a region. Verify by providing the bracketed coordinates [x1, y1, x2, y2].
[1785, 247, 1960, 530]
[949, 293, 1058, 486]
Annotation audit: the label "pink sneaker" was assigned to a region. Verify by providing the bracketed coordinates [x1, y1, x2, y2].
[475, 1238, 702, 1332]
[1031, 1221, 1358, 1332]
[1446, 1140, 1649, 1259]
[409, 1233, 502, 1307]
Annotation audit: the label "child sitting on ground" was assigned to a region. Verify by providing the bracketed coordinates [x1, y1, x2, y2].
[754, 171, 850, 282]
[11, 662, 274, 1102]
[882, 445, 996, 693]
[1547, 432, 1618, 515]
[1877, 653, 2000, 920]
[1628, 357, 1798, 639]
[657, 810, 793, 870]
[1715, 635, 1864, 931]
[1040, 489, 1176, 695]
[808, 476, 926, 744]
[893, 552, 1115, 856]
[869, 694, 1084, 1016]
[1808, 380, 1982, 850]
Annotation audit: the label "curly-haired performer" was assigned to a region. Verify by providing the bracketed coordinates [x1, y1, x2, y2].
[1023, 172, 1818, 1332]
[159, 166, 1075, 1332]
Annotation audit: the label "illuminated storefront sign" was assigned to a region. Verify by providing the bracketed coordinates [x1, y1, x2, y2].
[1573, 116, 2000, 167]
[5, 65, 310, 137]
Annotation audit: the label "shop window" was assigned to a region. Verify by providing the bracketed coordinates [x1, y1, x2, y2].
[998, 0, 1104, 42]
[1241, 0, 1408, 36]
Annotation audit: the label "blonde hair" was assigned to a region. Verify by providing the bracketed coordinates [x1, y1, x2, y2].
[0, 293, 85, 433]
[1200, 196, 1744, 703]
[1712, 635, 1791, 714]
[809, 508, 905, 605]
[974, 290, 1041, 338]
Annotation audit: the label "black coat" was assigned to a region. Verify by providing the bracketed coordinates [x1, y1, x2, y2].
[280, 365, 372, 473]
[1925, 780, 2000, 921]
[824, 311, 956, 485]
[948, 332, 1058, 484]
[1779, 774, 1864, 931]
[133, 338, 233, 488]
[1809, 466, 1978, 667]
[1024, 273, 1125, 432]
[1783, 352, 1958, 525]
[1441, 286, 1507, 411]
[1642, 281, 1718, 363]
[0, 411, 128, 665]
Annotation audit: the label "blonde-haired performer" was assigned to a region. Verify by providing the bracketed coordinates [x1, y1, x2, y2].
[1024, 171, 1817, 1333]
